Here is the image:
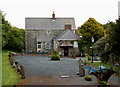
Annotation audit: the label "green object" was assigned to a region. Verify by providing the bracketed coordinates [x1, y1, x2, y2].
[100, 81, 110, 85]
[2, 50, 19, 85]
[73, 53, 75, 56]
[88, 56, 92, 60]
[51, 51, 60, 60]
[20, 65, 25, 79]
[79, 63, 85, 77]
[84, 75, 92, 81]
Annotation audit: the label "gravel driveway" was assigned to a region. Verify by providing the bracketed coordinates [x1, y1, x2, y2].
[15, 55, 119, 85]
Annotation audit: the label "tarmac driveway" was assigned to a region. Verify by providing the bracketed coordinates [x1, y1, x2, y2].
[15, 55, 119, 85]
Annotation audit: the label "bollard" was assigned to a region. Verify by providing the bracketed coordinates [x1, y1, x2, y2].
[79, 63, 85, 77]
[10, 58, 14, 65]
[15, 62, 19, 72]
[8, 51, 12, 60]
[20, 64, 25, 79]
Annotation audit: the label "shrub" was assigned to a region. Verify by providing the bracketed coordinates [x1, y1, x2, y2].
[100, 81, 110, 85]
[73, 53, 76, 56]
[51, 51, 60, 60]
[88, 56, 92, 60]
[22, 49, 24, 52]
[84, 75, 92, 81]
[32, 50, 35, 53]
[83, 60, 89, 66]
[85, 53, 88, 57]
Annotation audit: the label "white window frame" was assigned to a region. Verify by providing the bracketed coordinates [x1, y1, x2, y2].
[37, 42, 42, 52]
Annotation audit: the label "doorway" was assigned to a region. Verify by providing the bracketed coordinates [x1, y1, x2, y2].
[64, 47, 69, 56]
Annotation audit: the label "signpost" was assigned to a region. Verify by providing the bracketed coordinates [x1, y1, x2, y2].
[91, 36, 94, 63]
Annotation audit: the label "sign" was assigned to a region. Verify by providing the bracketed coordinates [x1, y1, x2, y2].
[74, 41, 78, 48]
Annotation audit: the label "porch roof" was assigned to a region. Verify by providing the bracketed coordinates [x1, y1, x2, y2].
[60, 41, 73, 47]
[54, 29, 81, 40]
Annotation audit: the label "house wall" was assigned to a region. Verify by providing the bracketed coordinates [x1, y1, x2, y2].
[25, 29, 64, 52]
[25, 29, 80, 56]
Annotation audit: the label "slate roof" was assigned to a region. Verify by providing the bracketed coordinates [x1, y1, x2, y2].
[54, 29, 81, 40]
[37, 35, 54, 42]
[25, 18, 76, 30]
[60, 41, 73, 47]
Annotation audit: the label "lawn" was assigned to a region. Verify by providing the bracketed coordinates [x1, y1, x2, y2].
[2, 50, 19, 85]
[90, 62, 120, 77]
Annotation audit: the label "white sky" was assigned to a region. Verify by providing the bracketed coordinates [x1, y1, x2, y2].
[0, 0, 119, 29]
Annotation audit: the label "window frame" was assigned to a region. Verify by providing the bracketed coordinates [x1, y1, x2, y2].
[37, 42, 42, 49]
[46, 43, 50, 49]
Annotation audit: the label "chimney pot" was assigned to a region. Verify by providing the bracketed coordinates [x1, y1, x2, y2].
[52, 11, 55, 20]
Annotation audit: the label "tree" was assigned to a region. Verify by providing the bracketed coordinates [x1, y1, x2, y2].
[0, 11, 12, 47]
[5, 27, 25, 52]
[76, 17, 106, 54]
[1, 10, 25, 52]
[94, 17, 120, 64]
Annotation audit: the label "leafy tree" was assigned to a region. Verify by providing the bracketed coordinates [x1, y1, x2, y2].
[94, 17, 120, 64]
[76, 18, 106, 54]
[1, 11, 12, 47]
[1, 10, 25, 52]
[5, 27, 25, 52]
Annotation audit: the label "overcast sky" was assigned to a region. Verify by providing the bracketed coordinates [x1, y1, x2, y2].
[0, 0, 119, 29]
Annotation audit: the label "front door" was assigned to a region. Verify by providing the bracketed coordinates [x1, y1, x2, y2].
[64, 47, 68, 56]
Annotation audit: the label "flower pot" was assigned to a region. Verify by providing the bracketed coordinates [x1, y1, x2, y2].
[85, 78, 91, 81]
[9, 57, 11, 60]
[73, 56, 76, 58]
[31, 53, 35, 55]
[22, 53, 24, 55]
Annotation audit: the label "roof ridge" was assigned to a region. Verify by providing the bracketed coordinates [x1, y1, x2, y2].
[25, 17, 74, 19]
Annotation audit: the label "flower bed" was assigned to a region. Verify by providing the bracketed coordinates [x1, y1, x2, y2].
[50, 51, 60, 60]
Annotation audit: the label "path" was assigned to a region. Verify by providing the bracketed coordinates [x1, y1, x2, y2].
[14, 55, 119, 85]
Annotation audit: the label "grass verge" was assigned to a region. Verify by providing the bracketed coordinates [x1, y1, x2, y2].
[2, 50, 19, 85]
[90, 62, 120, 77]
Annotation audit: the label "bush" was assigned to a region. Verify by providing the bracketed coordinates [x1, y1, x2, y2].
[51, 51, 60, 60]
[51, 56, 60, 60]
[88, 56, 92, 60]
[84, 75, 92, 81]
[100, 81, 110, 85]
[83, 60, 89, 66]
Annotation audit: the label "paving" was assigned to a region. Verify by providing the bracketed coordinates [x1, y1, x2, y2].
[14, 55, 119, 85]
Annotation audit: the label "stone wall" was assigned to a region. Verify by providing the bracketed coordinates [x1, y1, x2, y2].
[25, 29, 63, 52]
[25, 29, 80, 56]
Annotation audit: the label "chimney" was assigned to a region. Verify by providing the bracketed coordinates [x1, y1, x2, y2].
[52, 11, 55, 20]
[65, 22, 71, 30]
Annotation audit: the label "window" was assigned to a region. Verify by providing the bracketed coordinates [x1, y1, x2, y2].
[38, 42, 41, 44]
[37, 42, 41, 49]
[38, 45, 41, 48]
[47, 30, 51, 35]
[46, 43, 50, 49]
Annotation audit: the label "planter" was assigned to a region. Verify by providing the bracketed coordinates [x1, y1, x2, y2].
[73, 56, 76, 58]
[51, 59, 60, 61]
[22, 53, 24, 55]
[31, 53, 35, 55]
[84, 75, 92, 81]
[85, 78, 91, 81]
[9, 57, 11, 60]
[51, 57, 60, 60]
